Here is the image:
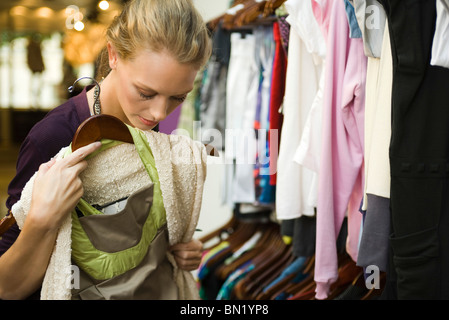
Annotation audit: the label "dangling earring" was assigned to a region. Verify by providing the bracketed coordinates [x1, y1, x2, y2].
[93, 79, 103, 115]
[69, 76, 103, 115]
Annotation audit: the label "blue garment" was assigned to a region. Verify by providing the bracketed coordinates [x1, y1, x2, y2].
[216, 261, 255, 300]
[197, 242, 230, 280]
[344, 0, 363, 38]
[263, 256, 308, 293]
[253, 26, 276, 204]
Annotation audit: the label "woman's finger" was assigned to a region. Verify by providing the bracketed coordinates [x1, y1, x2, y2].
[65, 141, 102, 167]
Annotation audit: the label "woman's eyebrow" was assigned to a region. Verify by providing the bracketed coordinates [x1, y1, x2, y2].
[135, 82, 192, 97]
[135, 82, 157, 93]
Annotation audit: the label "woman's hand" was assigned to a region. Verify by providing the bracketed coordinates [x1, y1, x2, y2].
[169, 238, 204, 271]
[28, 142, 102, 232]
[0, 142, 102, 300]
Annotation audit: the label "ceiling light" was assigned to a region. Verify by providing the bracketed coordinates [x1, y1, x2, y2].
[10, 6, 28, 16]
[74, 20, 85, 31]
[35, 7, 54, 18]
[98, 1, 110, 10]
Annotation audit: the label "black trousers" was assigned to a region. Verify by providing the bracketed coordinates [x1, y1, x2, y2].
[381, 0, 449, 299]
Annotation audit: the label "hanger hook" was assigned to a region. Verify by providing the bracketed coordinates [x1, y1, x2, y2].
[68, 76, 101, 107]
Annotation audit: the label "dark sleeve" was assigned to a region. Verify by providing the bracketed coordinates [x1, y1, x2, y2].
[6, 137, 47, 211]
[0, 137, 47, 257]
[0, 95, 85, 299]
[1, 111, 76, 256]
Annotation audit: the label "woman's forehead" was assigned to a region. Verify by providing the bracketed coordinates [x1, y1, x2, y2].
[123, 49, 197, 95]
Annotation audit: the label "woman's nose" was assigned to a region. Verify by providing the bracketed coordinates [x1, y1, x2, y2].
[150, 96, 167, 122]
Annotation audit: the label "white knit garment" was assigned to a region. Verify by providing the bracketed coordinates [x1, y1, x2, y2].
[11, 130, 207, 300]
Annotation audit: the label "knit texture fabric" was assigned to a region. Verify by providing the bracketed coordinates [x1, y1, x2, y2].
[11, 130, 207, 300]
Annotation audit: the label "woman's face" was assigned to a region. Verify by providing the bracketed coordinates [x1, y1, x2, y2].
[109, 45, 198, 130]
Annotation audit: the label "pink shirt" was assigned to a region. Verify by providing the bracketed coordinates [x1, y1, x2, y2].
[313, 0, 367, 300]
[312, 0, 332, 40]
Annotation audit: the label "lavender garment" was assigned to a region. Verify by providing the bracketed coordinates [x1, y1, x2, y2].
[158, 104, 181, 134]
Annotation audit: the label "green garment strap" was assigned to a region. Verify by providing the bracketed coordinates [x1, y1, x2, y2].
[69, 126, 167, 280]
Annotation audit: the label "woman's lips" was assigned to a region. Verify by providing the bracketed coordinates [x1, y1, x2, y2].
[138, 116, 158, 127]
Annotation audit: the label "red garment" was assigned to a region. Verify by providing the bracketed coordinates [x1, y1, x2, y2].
[269, 21, 287, 186]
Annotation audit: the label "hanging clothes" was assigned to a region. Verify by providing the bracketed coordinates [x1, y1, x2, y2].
[280, 216, 317, 258]
[357, 194, 390, 272]
[177, 71, 203, 138]
[224, 31, 259, 206]
[276, 0, 325, 220]
[200, 21, 231, 146]
[343, 0, 363, 39]
[380, 0, 449, 300]
[313, 0, 367, 300]
[431, 0, 449, 69]
[311, 0, 332, 40]
[353, 0, 387, 58]
[267, 21, 286, 187]
[253, 25, 276, 204]
[356, 12, 392, 273]
[27, 36, 45, 74]
[291, 0, 328, 205]
[277, 15, 290, 55]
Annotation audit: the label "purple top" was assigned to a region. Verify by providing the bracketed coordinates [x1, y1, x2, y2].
[0, 87, 92, 257]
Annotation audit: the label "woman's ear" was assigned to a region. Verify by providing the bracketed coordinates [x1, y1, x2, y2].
[107, 42, 118, 70]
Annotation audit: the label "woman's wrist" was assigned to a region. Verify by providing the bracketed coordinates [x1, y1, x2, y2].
[24, 205, 62, 235]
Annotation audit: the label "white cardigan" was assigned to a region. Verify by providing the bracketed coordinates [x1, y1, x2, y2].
[11, 130, 207, 300]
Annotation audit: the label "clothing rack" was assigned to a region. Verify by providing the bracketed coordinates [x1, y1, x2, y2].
[196, 213, 385, 300]
[226, 16, 279, 34]
[207, 0, 286, 31]
[195, 0, 386, 300]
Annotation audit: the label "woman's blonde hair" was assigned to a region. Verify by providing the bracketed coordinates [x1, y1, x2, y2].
[97, 0, 212, 78]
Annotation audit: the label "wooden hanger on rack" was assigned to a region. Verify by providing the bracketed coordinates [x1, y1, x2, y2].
[220, 0, 286, 30]
[263, 0, 286, 17]
[235, 0, 268, 27]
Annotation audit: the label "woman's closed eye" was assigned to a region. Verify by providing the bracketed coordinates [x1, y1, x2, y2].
[139, 91, 156, 100]
[172, 95, 187, 103]
[138, 91, 186, 103]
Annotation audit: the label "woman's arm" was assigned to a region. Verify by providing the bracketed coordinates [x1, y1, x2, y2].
[0, 142, 101, 299]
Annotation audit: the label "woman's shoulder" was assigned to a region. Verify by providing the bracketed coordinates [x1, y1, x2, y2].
[27, 92, 90, 154]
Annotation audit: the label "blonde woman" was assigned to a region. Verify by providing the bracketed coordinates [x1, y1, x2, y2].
[0, 0, 211, 300]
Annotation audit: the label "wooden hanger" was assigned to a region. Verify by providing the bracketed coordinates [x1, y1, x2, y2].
[248, 246, 294, 299]
[220, 0, 285, 30]
[71, 112, 223, 156]
[71, 114, 134, 152]
[263, 0, 286, 17]
[215, 222, 277, 280]
[0, 211, 16, 236]
[68, 77, 133, 152]
[234, 0, 266, 27]
[0, 114, 133, 236]
[361, 272, 386, 300]
[222, 0, 256, 29]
